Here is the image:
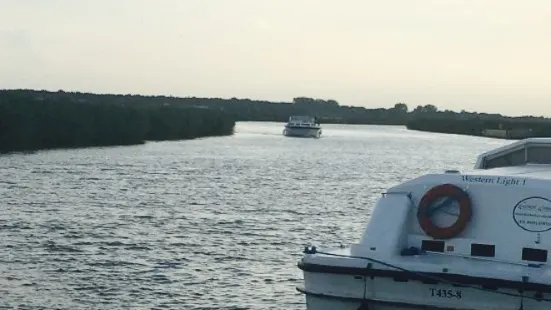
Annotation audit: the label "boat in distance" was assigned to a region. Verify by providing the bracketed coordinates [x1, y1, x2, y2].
[283, 115, 322, 138]
[297, 138, 551, 310]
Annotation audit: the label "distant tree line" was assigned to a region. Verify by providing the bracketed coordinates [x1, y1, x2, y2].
[405, 106, 551, 138]
[0, 90, 235, 153]
[2, 89, 549, 149]
[0, 90, 416, 125]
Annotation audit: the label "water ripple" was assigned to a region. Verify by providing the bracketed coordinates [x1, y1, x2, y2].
[0, 122, 507, 309]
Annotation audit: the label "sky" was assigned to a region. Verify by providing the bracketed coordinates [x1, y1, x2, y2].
[1, 0, 550, 116]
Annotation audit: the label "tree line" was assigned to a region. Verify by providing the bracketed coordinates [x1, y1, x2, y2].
[2, 89, 548, 150]
[402, 103, 551, 137]
[0, 90, 421, 126]
[0, 90, 235, 153]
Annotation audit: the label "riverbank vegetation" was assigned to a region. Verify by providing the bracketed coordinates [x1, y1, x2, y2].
[1, 90, 414, 126]
[405, 110, 551, 139]
[2, 89, 549, 149]
[0, 90, 235, 153]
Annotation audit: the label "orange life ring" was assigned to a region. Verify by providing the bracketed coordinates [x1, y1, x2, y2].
[417, 183, 472, 239]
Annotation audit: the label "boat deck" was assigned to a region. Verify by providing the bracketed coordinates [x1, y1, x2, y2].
[303, 246, 551, 288]
[464, 164, 551, 180]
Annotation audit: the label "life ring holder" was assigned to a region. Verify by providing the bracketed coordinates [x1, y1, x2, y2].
[417, 183, 472, 239]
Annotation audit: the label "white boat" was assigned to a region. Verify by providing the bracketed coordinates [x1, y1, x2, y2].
[283, 115, 322, 138]
[297, 138, 551, 310]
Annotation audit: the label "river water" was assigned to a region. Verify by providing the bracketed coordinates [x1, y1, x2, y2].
[0, 122, 508, 310]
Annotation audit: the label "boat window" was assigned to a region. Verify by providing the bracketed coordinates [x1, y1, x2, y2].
[522, 247, 548, 263]
[392, 276, 409, 282]
[470, 243, 495, 257]
[421, 240, 445, 252]
[481, 143, 551, 169]
[420, 279, 439, 284]
[484, 148, 526, 169]
[289, 116, 314, 122]
[526, 146, 551, 164]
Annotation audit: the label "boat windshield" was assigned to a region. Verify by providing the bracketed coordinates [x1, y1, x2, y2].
[482, 144, 551, 169]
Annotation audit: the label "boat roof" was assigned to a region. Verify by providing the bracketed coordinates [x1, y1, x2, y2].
[474, 137, 551, 170]
[467, 164, 551, 180]
[391, 138, 551, 188]
[289, 115, 315, 120]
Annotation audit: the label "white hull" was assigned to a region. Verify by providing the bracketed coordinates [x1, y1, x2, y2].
[283, 127, 321, 138]
[304, 295, 365, 310]
[299, 267, 535, 310]
[304, 295, 434, 310]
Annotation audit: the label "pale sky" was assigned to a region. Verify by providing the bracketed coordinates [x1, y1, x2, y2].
[1, 0, 550, 116]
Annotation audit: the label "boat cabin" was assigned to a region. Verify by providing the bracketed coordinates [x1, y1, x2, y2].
[287, 115, 319, 126]
[475, 138, 551, 169]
